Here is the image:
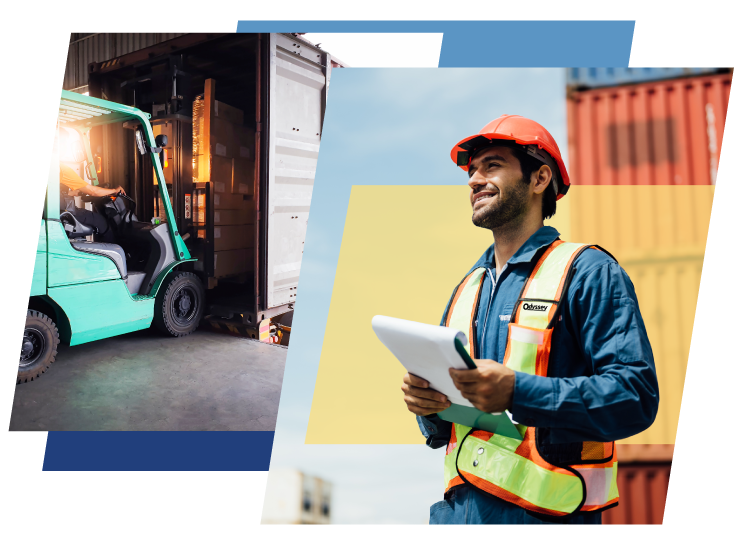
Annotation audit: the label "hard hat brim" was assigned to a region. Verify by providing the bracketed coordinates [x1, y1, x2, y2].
[450, 133, 570, 200]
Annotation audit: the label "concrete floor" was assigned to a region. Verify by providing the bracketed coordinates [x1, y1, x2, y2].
[9, 329, 286, 431]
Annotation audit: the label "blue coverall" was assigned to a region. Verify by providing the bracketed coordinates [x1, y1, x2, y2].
[419, 226, 659, 524]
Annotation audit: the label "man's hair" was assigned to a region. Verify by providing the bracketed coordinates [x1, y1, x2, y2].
[507, 146, 558, 220]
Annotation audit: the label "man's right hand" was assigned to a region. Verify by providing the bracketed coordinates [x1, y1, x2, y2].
[401, 373, 451, 416]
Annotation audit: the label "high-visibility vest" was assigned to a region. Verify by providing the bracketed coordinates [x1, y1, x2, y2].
[442, 240, 619, 518]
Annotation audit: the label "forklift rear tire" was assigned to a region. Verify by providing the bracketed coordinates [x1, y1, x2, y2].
[153, 272, 205, 337]
[18, 310, 60, 384]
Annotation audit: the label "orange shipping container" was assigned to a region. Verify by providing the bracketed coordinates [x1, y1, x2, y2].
[567, 72, 731, 186]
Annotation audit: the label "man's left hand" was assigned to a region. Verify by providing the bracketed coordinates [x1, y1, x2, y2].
[449, 360, 516, 414]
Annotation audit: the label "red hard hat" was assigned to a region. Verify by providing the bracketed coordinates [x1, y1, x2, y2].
[450, 114, 570, 200]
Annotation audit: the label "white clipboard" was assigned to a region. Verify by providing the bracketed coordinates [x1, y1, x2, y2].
[372, 315, 522, 439]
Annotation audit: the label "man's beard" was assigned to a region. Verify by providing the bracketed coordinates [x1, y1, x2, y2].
[472, 175, 531, 230]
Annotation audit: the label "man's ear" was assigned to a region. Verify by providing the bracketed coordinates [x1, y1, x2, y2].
[532, 165, 553, 195]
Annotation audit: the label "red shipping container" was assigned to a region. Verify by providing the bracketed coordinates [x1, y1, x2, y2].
[602, 444, 673, 524]
[603, 464, 670, 524]
[567, 72, 731, 186]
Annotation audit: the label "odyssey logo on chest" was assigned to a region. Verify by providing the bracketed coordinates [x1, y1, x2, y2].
[522, 302, 550, 312]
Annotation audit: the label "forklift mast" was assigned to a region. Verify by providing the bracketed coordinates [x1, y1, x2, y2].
[90, 54, 194, 233]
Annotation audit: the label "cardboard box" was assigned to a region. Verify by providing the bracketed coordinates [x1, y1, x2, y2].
[194, 192, 206, 224]
[194, 193, 255, 223]
[213, 191, 250, 210]
[213, 225, 255, 251]
[232, 157, 255, 194]
[235, 125, 256, 159]
[214, 209, 250, 226]
[214, 100, 244, 126]
[211, 155, 233, 188]
[210, 118, 237, 158]
[214, 248, 253, 278]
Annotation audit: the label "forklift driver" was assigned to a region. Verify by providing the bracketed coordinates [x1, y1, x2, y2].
[60, 163, 125, 244]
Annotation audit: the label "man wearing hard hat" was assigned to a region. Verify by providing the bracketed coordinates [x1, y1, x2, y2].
[401, 115, 659, 524]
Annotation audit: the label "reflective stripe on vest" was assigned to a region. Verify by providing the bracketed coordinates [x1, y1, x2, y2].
[445, 268, 485, 355]
[442, 241, 619, 517]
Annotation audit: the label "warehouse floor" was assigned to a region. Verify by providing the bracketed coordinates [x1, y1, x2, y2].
[9, 329, 286, 431]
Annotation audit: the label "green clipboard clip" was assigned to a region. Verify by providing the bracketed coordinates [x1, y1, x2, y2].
[453, 336, 477, 369]
[436, 339, 523, 440]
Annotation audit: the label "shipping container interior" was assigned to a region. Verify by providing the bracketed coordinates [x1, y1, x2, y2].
[86, 34, 286, 327]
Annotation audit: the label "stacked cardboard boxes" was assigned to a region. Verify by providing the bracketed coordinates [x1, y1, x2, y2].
[192, 80, 257, 279]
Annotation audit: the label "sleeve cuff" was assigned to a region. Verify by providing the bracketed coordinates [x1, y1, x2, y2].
[418, 414, 442, 435]
[417, 414, 452, 449]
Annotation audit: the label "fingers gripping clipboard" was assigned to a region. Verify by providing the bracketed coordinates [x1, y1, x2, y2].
[371, 315, 522, 440]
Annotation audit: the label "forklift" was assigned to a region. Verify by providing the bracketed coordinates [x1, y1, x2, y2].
[20, 90, 204, 384]
[23, 34, 333, 382]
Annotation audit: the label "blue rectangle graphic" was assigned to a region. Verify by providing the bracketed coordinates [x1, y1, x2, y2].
[43, 431, 274, 471]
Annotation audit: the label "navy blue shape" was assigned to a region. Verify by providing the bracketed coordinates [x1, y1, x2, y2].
[43, 431, 274, 471]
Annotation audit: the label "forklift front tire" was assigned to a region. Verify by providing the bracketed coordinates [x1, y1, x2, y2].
[18, 310, 60, 384]
[153, 272, 205, 337]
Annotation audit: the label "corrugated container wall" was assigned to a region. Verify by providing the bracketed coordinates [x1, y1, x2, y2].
[601, 445, 673, 524]
[564, 71, 732, 524]
[64, 33, 186, 91]
[563, 185, 713, 448]
[602, 464, 671, 524]
[567, 72, 731, 186]
[567, 67, 726, 89]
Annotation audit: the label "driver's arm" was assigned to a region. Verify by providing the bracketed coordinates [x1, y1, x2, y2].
[81, 184, 125, 197]
[60, 164, 125, 197]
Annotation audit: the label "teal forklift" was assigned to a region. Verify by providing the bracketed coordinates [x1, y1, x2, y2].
[20, 91, 204, 384]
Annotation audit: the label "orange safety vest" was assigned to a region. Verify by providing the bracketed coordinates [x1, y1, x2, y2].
[442, 240, 619, 518]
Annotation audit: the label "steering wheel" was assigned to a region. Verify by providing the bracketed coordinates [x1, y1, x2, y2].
[116, 191, 136, 205]
[101, 191, 138, 226]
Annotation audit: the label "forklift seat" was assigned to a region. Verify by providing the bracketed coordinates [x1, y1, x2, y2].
[60, 211, 128, 280]
[60, 211, 95, 239]
[70, 241, 128, 280]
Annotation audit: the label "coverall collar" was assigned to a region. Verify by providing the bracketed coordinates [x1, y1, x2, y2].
[487, 225, 561, 269]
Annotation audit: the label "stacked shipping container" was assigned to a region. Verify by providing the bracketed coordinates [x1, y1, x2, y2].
[565, 69, 731, 524]
[567, 71, 731, 186]
[602, 445, 674, 524]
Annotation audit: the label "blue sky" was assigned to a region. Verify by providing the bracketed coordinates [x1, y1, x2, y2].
[268, 68, 566, 524]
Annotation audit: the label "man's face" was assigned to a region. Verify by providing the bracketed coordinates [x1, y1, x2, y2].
[467, 146, 531, 230]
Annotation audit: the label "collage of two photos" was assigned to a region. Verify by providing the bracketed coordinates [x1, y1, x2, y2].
[10, 30, 733, 526]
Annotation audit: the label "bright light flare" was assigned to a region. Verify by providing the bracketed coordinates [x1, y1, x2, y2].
[56, 127, 73, 161]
